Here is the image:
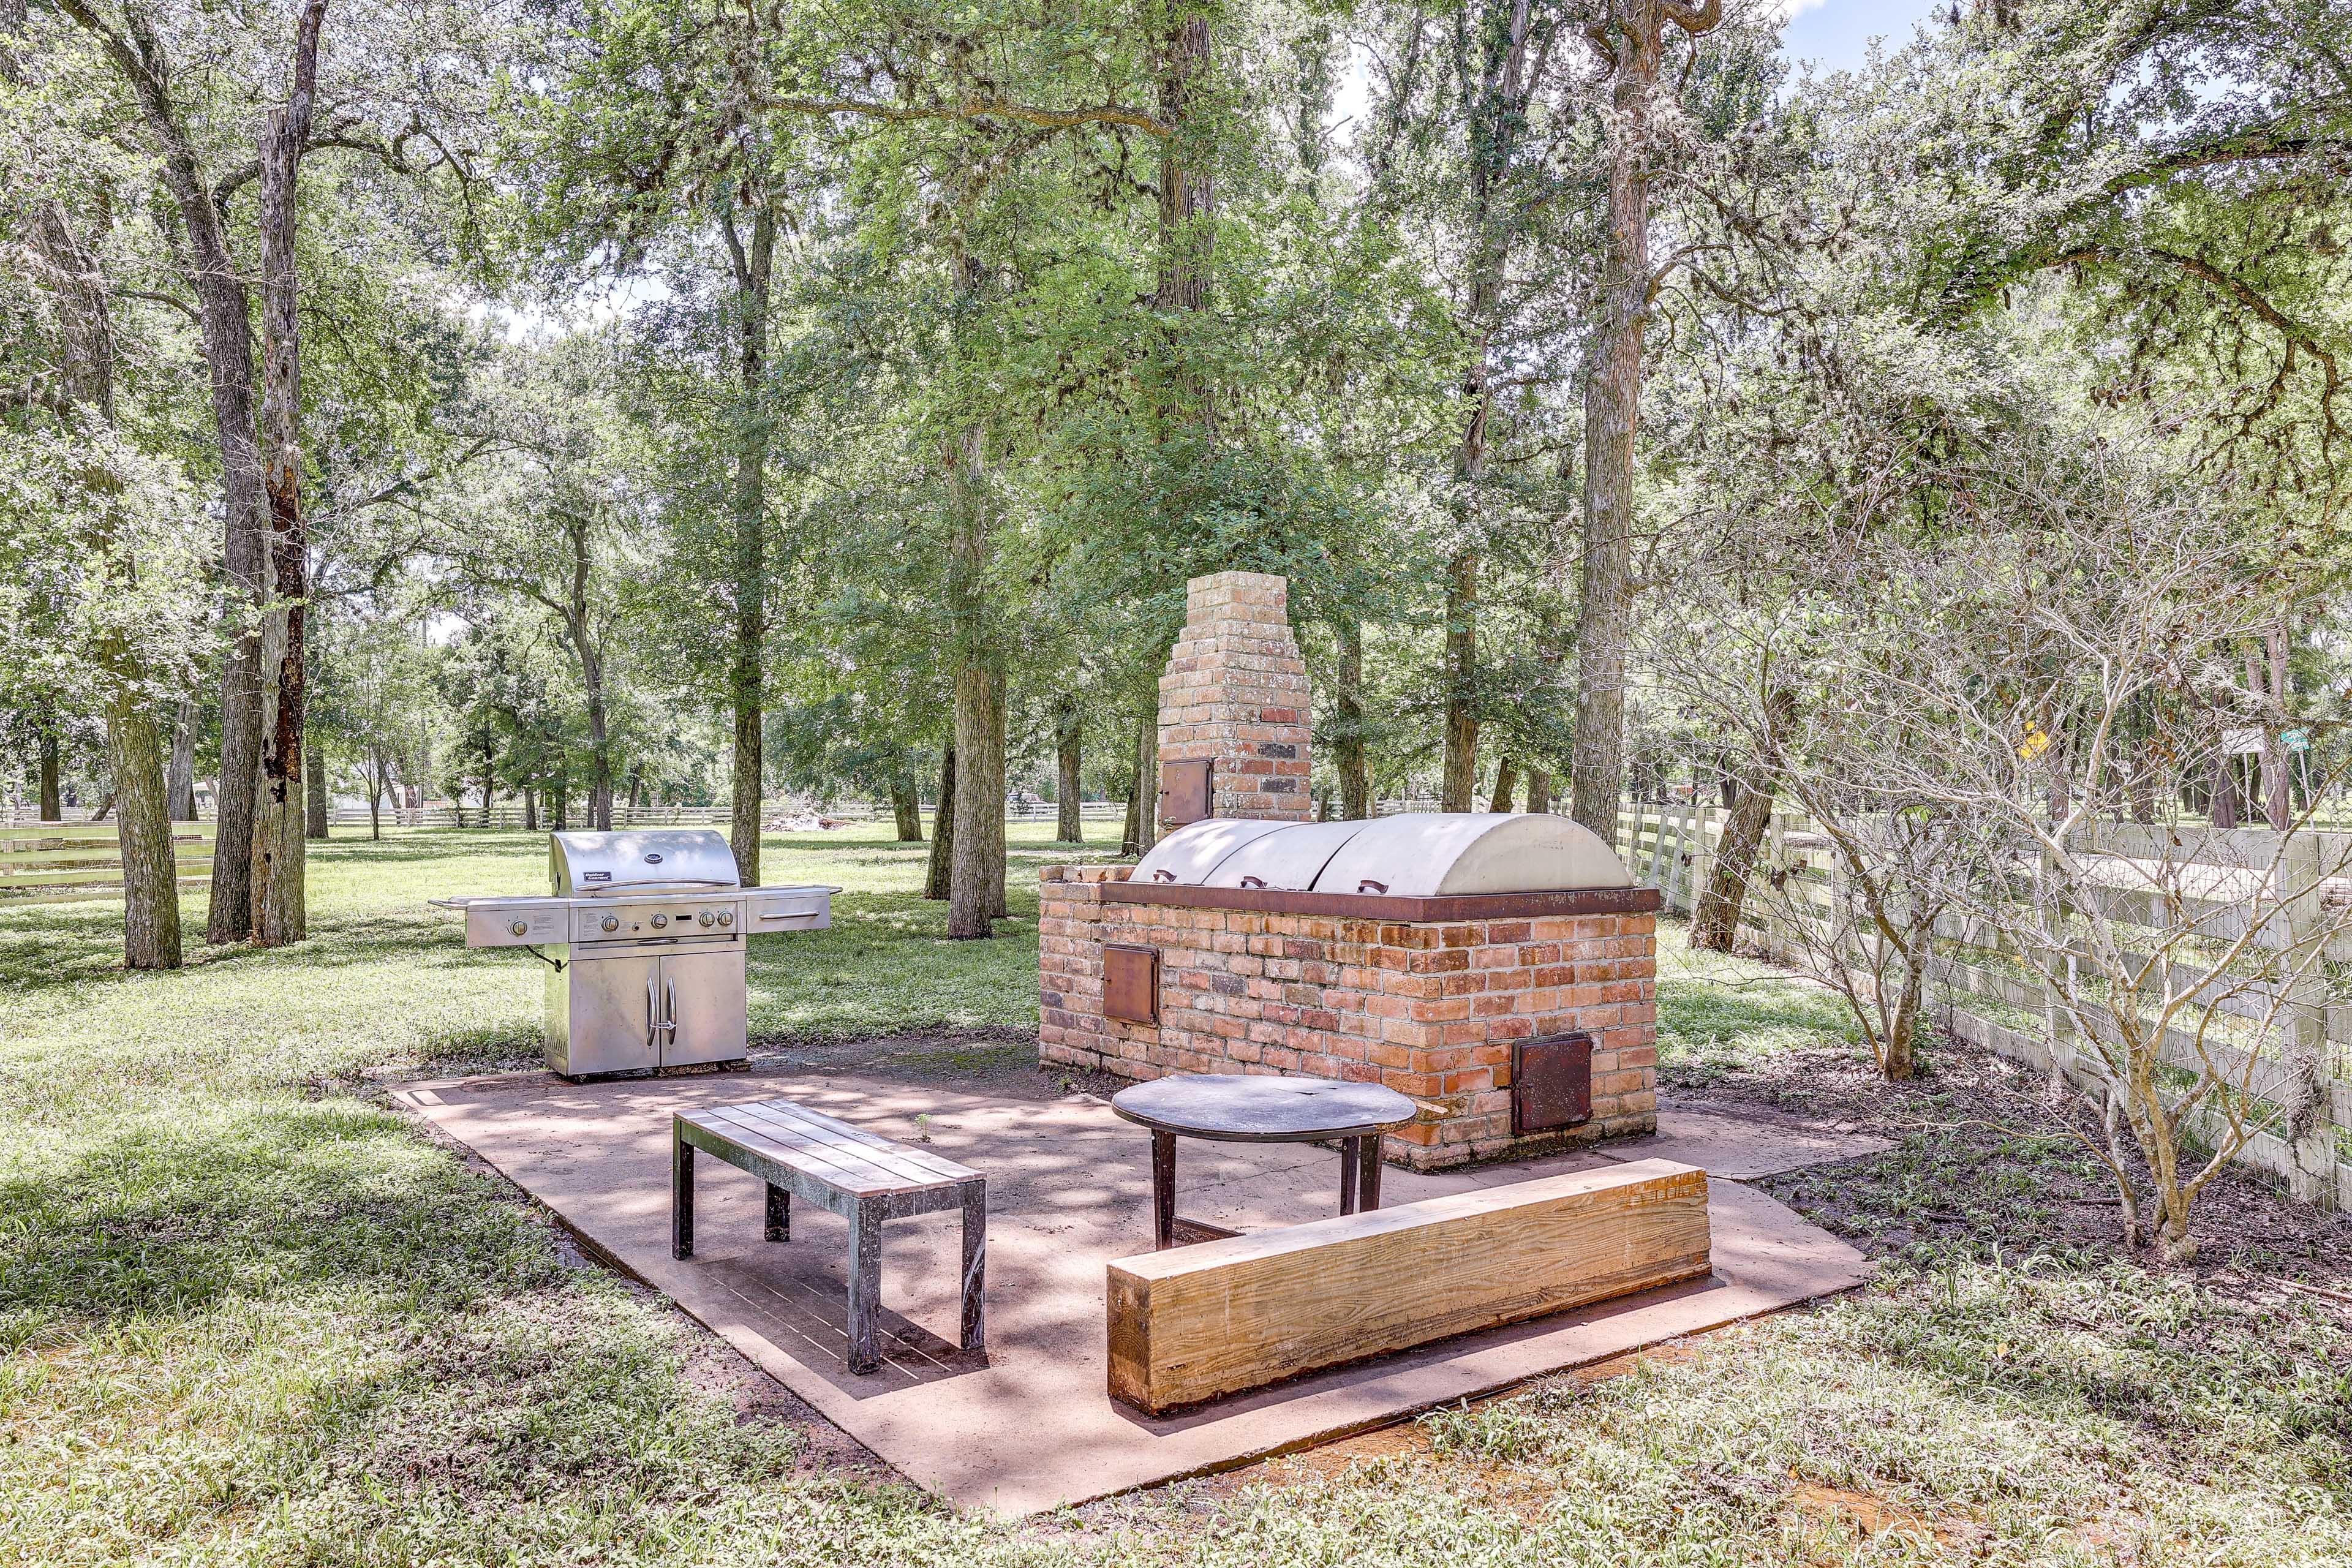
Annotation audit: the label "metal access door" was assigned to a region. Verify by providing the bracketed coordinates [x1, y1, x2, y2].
[555, 952, 663, 1077]
[656, 948, 748, 1068]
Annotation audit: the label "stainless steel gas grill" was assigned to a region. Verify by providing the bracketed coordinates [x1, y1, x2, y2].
[433, 829, 834, 1079]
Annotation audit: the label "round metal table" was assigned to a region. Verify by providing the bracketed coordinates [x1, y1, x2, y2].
[1110, 1074, 1419, 1250]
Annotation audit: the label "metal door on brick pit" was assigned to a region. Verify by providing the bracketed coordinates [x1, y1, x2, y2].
[657, 948, 748, 1068]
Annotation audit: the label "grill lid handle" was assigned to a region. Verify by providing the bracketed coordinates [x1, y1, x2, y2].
[1357, 878, 1388, 894]
[1151, 869, 1177, 883]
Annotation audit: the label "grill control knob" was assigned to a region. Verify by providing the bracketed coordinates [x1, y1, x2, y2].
[650, 913, 669, 929]
[717, 910, 733, 928]
[600, 915, 619, 933]
[509, 919, 529, 937]
[698, 910, 715, 928]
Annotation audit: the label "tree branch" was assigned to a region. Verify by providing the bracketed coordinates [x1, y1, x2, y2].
[760, 91, 1169, 138]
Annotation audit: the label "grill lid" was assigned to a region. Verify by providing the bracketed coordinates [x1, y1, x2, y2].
[1200, 819, 1370, 891]
[549, 829, 742, 895]
[1131, 813, 1629, 897]
[1309, 813, 1629, 897]
[1130, 818, 1294, 887]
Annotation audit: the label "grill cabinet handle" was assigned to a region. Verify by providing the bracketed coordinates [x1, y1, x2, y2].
[1357, 879, 1388, 894]
[647, 974, 660, 1049]
[664, 976, 678, 1047]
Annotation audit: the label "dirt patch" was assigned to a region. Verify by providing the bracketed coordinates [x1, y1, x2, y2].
[1668, 1027, 2352, 1297]
[1789, 1482, 1960, 1546]
[749, 1028, 1125, 1104]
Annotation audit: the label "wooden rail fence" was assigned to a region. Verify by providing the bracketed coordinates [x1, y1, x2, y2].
[1618, 801, 2352, 1208]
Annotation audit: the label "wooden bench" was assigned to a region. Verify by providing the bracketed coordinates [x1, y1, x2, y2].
[1107, 1158, 1710, 1413]
[672, 1098, 985, 1374]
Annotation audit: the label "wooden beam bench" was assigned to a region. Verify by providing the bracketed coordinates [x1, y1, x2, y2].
[673, 1098, 985, 1374]
[1107, 1158, 1709, 1414]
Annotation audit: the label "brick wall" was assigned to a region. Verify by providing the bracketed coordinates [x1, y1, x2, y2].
[1039, 866, 1659, 1170]
[1156, 571, 1313, 823]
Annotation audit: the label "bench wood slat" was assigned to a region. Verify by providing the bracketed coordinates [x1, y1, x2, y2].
[725, 1099, 976, 1188]
[754, 1101, 981, 1185]
[692, 1106, 943, 1197]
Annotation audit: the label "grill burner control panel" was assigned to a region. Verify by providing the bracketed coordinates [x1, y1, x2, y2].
[460, 900, 565, 948]
[570, 904, 739, 942]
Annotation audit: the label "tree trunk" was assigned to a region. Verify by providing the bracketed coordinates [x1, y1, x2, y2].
[1055, 695, 1083, 844]
[2209, 748, 2240, 829]
[2261, 627, 2291, 831]
[1692, 783, 1773, 951]
[1121, 747, 1143, 857]
[1134, 704, 1159, 856]
[36, 717, 61, 820]
[725, 198, 777, 886]
[1440, 549, 1479, 811]
[891, 768, 923, 842]
[1154, 14, 1214, 316]
[1692, 684, 1790, 952]
[107, 695, 182, 969]
[1488, 755, 1520, 813]
[244, 0, 324, 948]
[1570, 0, 1721, 841]
[943, 386, 1005, 937]
[167, 698, 197, 819]
[1883, 948, 1921, 1081]
[1525, 766, 1552, 815]
[522, 782, 538, 832]
[1438, 1, 1537, 820]
[59, 5, 273, 941]
[583, 668, 612, 831]
[1335, 616, 1370, 819]
[949, 662, 1007, 937]
[924, 748, 956, 900]
[367, 755, 383, 840]
[304, 731, 328, 839]
[7, 4, 183, 965]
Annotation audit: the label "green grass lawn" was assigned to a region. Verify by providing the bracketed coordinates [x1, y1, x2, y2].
[4, 827, 2348, 1566]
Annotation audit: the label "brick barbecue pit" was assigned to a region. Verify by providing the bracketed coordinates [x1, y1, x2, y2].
[1039, 572, 1660, 1171]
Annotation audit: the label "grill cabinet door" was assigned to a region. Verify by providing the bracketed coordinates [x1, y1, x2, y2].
[559, 952, 662, 1076]
[655, 948, 749, 1068]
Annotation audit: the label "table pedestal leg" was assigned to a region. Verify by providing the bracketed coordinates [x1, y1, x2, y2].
[1338, 1138, 1361, 1216]
[1152, 1131, 1177, 1249]
[1357, 1134, 1384, 1212]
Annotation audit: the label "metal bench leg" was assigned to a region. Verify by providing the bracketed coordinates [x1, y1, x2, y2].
[960, 1182, 986, 1354]
[1357, 1134, 1384, 1212]
[1338, 1137, 1362, 1216]
[671, 1127, 695, 1259]
[765, 1183, 790, 1242]
[846, 1199, 883, 1374]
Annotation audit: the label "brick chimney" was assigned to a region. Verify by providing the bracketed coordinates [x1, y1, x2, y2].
[1156, 571, 1313, 826]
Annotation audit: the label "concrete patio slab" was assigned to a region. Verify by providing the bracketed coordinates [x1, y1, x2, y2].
[1600, 1102, 1894, 1180]
[394, 1069, 1874, 1517]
